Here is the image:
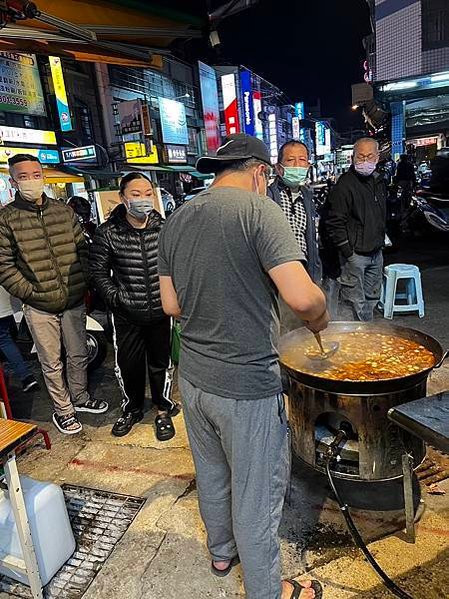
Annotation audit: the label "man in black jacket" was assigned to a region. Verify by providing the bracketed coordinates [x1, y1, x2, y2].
[323, 138, 386, 321]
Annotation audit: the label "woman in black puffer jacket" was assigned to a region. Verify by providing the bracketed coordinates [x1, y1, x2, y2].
[90, 173, 178, 440]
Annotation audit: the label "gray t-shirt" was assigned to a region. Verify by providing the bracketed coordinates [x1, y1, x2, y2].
[158, 186, 302, 400]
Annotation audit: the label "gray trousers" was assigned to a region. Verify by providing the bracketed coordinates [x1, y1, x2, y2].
[179, 376, 289, 599]
[24, 304, 89, 416]
[338, 251, 383, 321]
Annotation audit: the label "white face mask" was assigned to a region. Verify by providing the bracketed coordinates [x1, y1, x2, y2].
[17, 179, 45, 203]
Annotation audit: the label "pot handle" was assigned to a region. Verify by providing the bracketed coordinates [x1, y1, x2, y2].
[435, 349, 449, 369]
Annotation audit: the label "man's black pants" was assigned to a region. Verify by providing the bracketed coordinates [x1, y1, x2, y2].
[112, 313, 175, 414]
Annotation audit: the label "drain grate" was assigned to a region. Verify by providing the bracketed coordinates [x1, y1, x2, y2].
[0, 484, 145, 598]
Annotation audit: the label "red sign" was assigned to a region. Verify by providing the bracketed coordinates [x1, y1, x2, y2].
[221, 73, 240, 135]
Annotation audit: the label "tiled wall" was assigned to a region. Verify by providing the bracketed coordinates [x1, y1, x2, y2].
[423, 48, 449, 74]
[376, 1, 422, 80]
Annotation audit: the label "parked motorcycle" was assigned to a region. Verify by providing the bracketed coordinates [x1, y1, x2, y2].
[403, 188, 449, 235]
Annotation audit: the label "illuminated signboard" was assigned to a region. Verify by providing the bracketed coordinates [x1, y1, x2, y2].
[253, 90, 263, 140]
[164, 144, 187, 164]
[268, 112, 278, 164]
[158, 97, 188, 146]
[49, 56, 73, 132]
[315, 121, 331, 156]
[295, 101, 306, 143]
[0, 146, 59, 164]
[0, 52, 46, 116]
[62, 145, 97, 163]
[221, 73, 240, 135]
[198, 61, 221, 153]
[0, 126, 56, 145]
[292, 117, 300, 141]
[124, 141, 159, 164]
[240, 69, 255, 136]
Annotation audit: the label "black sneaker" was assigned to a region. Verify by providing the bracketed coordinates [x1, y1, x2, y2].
[22, 376, 39, 393]
[111, 411, 144, 437]
[74, 397, 109, 414]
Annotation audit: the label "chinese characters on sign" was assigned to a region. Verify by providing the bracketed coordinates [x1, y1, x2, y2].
[49, 56, 73, 132]
[0, 52, 46, 116]
[164, 144, 187, 163]
[62, 146, 97, 163]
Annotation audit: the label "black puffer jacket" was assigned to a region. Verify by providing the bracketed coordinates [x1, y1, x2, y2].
[90, 204, 164, 324]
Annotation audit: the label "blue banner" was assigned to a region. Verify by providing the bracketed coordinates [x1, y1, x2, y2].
[240, 69, 255, 136]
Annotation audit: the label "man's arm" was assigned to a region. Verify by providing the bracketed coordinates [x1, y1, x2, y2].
[0, 222, 34, 301]
[71, 210, 89, 278]
[89, 228, 120, 309]
[268, 261, 328, 333]
[159, 275, 181, 319]
[325, 185, 353, 258]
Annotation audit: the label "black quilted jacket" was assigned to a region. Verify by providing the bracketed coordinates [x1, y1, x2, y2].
[90, 204, 164, 323]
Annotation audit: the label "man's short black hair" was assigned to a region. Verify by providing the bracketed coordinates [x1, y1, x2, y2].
[278, 140, 309, 164]
[8, 154, 42, 169]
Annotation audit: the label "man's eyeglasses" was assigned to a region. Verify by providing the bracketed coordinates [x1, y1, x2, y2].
[354, 153, 379, 162]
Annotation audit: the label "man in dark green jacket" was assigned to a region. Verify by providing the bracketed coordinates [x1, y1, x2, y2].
[0, 154, 108, 434]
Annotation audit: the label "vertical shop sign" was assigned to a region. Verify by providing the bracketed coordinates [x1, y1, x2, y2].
[221, 73, 240, 135]
[253, 90, 263, 140]
[240, 69, 255, 136]
[268, 112, 278, 164]
[198, 61, 221, 153]
[49, 56, 73, 132]
[292, 117, 300, 140]
[295, 101, 306, 143]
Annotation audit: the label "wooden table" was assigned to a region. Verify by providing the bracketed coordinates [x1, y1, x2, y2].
[0, 419, 43, 598]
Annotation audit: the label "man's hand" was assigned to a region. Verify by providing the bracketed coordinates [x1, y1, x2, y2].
[305, 309, 330, 334]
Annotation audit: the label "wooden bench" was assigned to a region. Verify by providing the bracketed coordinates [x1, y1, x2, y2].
[0, 419, 44, 598]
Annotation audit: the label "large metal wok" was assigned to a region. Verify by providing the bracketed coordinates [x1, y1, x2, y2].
[280, 322, 449, 480]
[280, 322, 449, 395]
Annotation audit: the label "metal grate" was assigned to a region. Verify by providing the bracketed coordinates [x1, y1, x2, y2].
[0, 484, 145, 598]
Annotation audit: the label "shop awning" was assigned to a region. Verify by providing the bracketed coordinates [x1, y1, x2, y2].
[44, 168, 84, 183]
[125, 164, 196, 173]
[64, 166, 123, 180]
[0, 1, 203, 66]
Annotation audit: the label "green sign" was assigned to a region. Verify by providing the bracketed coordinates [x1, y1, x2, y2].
[0, 52, 46, 116]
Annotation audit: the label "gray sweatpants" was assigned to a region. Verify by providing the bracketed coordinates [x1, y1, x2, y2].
[179, 376, 289, 599]
[24, 303, 90, 416]
[339, 251, 383, 321]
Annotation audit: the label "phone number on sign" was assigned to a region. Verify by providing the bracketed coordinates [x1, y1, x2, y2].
[0, 95, 29, 107]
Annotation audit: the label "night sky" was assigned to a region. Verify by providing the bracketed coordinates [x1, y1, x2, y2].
[166, 0, 372, 130]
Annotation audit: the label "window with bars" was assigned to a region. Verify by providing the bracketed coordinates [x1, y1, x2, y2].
[422, 0, 449, 50]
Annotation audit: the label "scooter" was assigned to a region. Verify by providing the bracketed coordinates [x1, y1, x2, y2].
[405, 188, 449, 234]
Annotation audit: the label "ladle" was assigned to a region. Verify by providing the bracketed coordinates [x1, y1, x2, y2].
[306, 332, 339, 362]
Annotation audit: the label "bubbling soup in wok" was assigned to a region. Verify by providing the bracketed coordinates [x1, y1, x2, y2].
[281, 331, 435, 381]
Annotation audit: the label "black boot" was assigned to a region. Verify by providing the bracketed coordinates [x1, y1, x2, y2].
[111, 411, 144, 437]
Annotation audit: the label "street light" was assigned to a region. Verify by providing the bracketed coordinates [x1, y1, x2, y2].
[173, 93, 190, 100]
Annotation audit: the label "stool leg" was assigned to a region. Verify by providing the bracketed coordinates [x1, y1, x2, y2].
[415, 273, 425, 318]
[384, 272, 397, 319]
[4, 453, 43, 599]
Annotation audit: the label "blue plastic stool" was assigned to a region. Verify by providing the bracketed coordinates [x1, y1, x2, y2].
[379, 263, 425, 319]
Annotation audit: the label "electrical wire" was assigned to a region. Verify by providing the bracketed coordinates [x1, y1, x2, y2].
[325, 437, 414, 599]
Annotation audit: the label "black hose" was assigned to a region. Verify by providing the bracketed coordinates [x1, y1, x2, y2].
[325, 441, 414, 599]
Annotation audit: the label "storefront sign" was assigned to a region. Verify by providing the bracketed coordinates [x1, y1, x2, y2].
[268, 112, 278, 164]
[118, 99, 152, 136]
[295, 101, 306, 144]
[124, 141, 159, 164]
[240, 69, 255, 136]
[315, 121, 331, 157]
[409, 136, 438, 147]
[198, 61, 221, 153]
[164, 144, 187, 164]
[0, 146, 59, 164]
[0, 52, 46, 116]
[49, 56, 73, 132]
[158, 97, 188, 146]
[62, 145, 97, 163]
[292, 117, 300, 141]
[221, 73, 240, 135]
[0, 125, 56, 146]
[253, 90, 263, 140]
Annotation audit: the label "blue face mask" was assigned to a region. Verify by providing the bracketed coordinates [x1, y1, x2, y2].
[281, 166, 309, 188]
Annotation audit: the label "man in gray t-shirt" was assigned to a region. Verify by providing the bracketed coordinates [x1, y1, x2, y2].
[158, 134, 327, 599]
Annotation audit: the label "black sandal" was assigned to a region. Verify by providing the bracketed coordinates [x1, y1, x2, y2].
[285, 579, 323, 599]
[155, 413, 175, 441]
[211, 556, 240, 578]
